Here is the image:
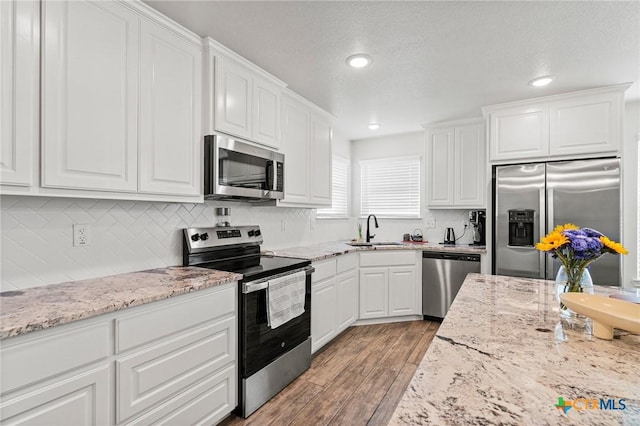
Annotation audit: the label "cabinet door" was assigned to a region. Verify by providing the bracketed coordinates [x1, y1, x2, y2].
[454, 123, 486, 207]
[280, 96, 309, 204]
[336, 270, 358, 332]
[0, 365, 110, 425]
[311, 277, 337, 353]
[549, 92, 622, 156]
[139, 20, 201, 196]
[388, 266, 416, 316]
[359, 267, 388, 319]
[253, 77, 280, 149]
[489, 104, 549, 161]
[1, 0, 38, 187]
[426, 127, 454, 207]
[215, 56, 252, 139]
[41, 0, 138, 191]
[309, 116, 332, 206]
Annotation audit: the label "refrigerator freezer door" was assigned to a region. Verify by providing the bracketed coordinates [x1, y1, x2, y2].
[494, 163, 546, 278]
[546, 158, 621, 286]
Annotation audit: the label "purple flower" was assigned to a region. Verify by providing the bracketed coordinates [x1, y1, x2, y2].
[582, 228, 603, 238]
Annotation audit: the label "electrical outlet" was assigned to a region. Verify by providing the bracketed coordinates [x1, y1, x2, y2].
[281, 220, 286, 231]
[73, 224, 91, 247]
[424, 218, 436, 229]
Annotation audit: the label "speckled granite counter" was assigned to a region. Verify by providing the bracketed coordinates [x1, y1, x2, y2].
[390, 273, 639, 425]
[270, 241, 486, 261]
[0, 267, 242, 340]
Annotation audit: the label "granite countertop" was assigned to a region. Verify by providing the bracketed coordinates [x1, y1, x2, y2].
[270, 241, 486, 261]
[390, 273, 639, 425]
[0, 267, 242, 340]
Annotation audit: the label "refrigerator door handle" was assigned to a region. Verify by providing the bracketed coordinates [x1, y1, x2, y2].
[545, 188, 555, 279]
[539, 188, 547, 279]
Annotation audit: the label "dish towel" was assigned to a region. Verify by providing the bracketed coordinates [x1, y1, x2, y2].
[267, 271, 306, 329]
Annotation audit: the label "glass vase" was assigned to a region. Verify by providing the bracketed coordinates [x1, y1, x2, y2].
[555, 265, 594, 316]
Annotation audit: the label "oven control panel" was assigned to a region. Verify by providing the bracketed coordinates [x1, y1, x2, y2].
[184, 226, 263, 253]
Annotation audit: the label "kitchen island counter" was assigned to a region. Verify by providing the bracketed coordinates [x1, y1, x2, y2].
[0, 267, 242, 339]
[390, 273, 639, 425]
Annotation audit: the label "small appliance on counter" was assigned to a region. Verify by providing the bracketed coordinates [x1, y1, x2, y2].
[469, 210, 486, 246]
[443, 227, 456, 245]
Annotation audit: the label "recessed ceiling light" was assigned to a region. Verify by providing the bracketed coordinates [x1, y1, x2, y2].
[347, 54, 373, 68]
[529, 75, 556, 87]
[368, 123, 380, 130]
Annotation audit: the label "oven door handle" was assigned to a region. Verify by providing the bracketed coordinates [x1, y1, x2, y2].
[242, 266, 314, 294]
[243, 281, 270, 294]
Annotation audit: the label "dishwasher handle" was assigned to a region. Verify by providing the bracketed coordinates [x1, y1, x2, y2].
[422, 251, 480, 262]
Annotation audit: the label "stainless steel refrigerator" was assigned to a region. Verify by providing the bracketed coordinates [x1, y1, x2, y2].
[493, 158, 621, 286]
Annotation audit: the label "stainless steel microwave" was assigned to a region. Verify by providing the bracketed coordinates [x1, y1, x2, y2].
[204, 134, 284, 201]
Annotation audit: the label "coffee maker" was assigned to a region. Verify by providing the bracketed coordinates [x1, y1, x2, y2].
[469, 210, 486, 246]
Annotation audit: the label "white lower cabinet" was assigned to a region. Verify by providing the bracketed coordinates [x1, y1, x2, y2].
[0, 283, 238, 426]
[311, 254, 358, 353]
[359, 251, 421, 320]
[336, 270, 358, 332]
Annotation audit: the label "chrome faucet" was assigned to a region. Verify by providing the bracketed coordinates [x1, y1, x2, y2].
[366, 214, 379, 243]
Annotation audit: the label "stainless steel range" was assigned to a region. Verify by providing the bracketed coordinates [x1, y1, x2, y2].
[183, 226, 313, 418]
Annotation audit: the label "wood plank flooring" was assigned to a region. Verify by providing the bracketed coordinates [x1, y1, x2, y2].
[221, 320, 440, 426]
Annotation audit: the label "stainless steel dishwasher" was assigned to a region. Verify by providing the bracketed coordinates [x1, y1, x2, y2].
[422, 252, 481, 320]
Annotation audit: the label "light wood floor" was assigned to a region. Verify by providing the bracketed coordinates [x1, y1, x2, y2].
[222, 320, 440, 426]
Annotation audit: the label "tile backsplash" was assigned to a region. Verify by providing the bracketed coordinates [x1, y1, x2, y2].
[0, 195, 354, 291]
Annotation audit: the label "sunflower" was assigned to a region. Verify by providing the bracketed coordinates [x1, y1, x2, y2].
[535, 231, 569, 251]
[599, 236, 628, 255]
[552, 223, 579, 234]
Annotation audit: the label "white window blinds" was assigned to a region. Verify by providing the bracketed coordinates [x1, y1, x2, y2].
[360, 156, 421, 218]
[318, 156, 350, 218]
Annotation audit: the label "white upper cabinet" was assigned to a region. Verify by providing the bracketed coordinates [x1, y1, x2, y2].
[309, 116, 332, 205]
[138, 19, 202, 196]
[484, 84, 630, 163]
[487, 104, 549, 161]
[1, 0, 38, 187]
[253, 77, 281, 148]
[425, 119, 486, 208]
[278, 91, 333, 207]
[208, 40, 284, 149]
[215, 56, 253, 140]
[37, 0, 203, 201]
[41, 0, 139, 192]
[425, 128, 454, 206]
[549, 91, 623, 156]
[280, 95, 310, 204]
[454, 123, 486, 206]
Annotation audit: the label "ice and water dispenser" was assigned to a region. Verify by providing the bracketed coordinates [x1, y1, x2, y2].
[508, 209, 535, 247]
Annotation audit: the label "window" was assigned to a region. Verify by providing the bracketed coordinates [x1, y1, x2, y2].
[360, 156, 421, 218]
[317, 156, 350, 218]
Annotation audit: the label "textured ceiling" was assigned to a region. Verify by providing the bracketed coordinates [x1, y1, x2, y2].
[144, 1, 640, 140]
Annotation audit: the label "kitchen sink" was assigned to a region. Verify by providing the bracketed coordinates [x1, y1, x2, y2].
[348, 241, 405, 247]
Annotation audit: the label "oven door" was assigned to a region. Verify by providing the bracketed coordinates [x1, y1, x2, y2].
[205, 134, 284, 200]
[240, 269, 312, 378]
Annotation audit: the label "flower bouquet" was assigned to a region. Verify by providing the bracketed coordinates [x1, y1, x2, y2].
[536, 224, 628, 299]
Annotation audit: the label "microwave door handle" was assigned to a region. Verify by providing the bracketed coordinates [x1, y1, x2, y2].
[266, 160, 275, 191]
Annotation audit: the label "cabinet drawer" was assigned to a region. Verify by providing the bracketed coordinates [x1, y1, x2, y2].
[116, 316, 235, 423]
[312, 258, 337, 283]
[124, 364, 236, 426]
[115, 284, 235, 353]
[359, 251, 416, 267]
[0, 365, 110, 425]
[0, 322, 110, 394]
[336, 253, 357, 274]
